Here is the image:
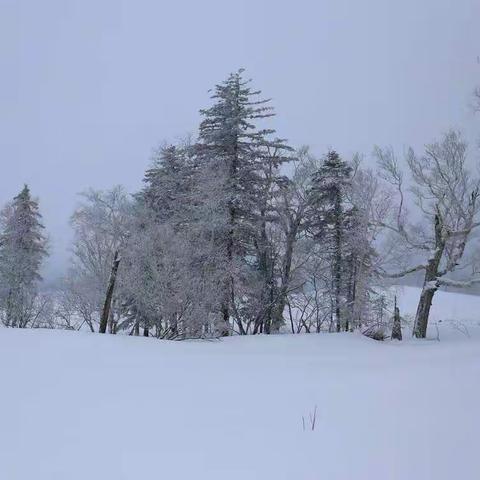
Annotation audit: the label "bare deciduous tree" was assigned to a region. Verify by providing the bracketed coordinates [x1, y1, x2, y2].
[376, 131, 480, 338]
[67, 186, 130, 332]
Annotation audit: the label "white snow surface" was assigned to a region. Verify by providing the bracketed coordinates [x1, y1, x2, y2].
[1, 286, 480, 479]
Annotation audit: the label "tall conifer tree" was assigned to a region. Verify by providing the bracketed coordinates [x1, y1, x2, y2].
[309, 151, 353, 332]
[197, 69, 291, 334]
[0, 185, 48, 327]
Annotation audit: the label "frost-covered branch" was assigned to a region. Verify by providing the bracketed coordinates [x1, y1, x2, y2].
[380, 264, 426, 279]
[434, 276, 480, 288]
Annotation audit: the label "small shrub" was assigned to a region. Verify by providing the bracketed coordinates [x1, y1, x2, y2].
[362, 325, 388, 341]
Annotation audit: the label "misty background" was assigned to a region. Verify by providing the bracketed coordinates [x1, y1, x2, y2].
[1, 0, 479, 280]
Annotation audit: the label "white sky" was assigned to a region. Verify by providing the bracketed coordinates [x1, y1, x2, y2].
[1, 0, 479, 279]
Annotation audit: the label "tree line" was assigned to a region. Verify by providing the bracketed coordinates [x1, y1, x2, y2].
[1, 70, 479, 339]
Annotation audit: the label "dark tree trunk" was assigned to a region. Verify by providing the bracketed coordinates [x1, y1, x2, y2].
[346, 259, 357, 332]
[257, 201, 278, 335]
[99, 250, 120, 334]
[413, 215, 444, 338]
[108, 299, 117, 334]
[413, 286, 437, 338]
[221, 134, 239, 337]
[334, 193, 343, 333]
[221, 304, 230, 335]
[219, 201, 235, 336]
[391, 296, 402, 341]
[272, 225, 298, 331]
[5, 289, 13, 327]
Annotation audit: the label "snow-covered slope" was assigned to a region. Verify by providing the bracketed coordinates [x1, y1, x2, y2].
[395, 285, 480, 337]
[1, 287, 480, 480]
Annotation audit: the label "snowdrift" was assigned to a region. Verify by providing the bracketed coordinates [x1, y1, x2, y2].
[1, 286, 479, 479]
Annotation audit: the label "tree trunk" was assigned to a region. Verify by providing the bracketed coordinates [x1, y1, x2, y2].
[108, 299, 117, 334]
[413, 214, 444, 338]
[334, 193, 343, 332]
[347, 260, 357, 332]
[258, 209, 269, 334]
[220, 211, 234, 337]
[5, 289, 13, 327]
[413, 285, 437, 338]
[272, 226, 297, 331]
[221, 135, 239, 337]
[391, 296, 402, 340]
[99, 250, 120, 334]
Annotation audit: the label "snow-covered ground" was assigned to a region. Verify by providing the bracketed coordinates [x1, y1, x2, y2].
[395, 285, 480, 338]
[1, 286, 480, 480]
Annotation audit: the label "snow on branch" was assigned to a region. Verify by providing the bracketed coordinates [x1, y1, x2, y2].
[379, 264, 426, 279]
[435, 276, 480, 289]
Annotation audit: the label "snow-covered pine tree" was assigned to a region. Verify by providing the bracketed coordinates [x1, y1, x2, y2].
[120, 145, 193, 336]
[308, 150, 353, 332]
[120, 140, 224, 339]
[197, 69, 292, 334]
[140, 143, 197, 226]
[253, 142, 295, 334]
[0, 185, 48, 328]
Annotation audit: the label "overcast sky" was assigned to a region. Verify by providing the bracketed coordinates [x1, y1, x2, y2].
[1, 0, 479, 279]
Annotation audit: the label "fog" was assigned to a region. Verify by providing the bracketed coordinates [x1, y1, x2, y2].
[1, 0, 479, 279]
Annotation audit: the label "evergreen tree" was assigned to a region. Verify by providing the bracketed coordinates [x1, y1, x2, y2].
[309, 151, 353, 332]
[140, 143, 197, 226]
[123, 143, 196, 336]
[197, 69, 292, 334]
[0, 185, 48, 327]
[121, 141, 224, 339]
